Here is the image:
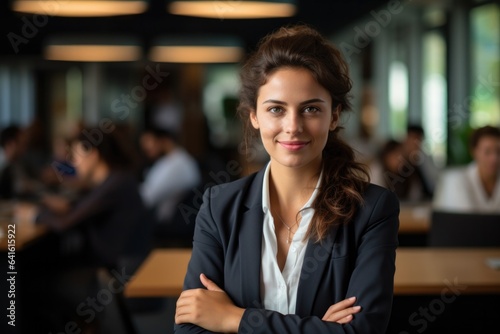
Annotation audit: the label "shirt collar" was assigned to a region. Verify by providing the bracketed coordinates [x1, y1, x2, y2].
[262, 162, 323, 214]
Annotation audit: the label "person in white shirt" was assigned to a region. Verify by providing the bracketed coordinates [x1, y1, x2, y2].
[140, 127, 201, 222]
[433, 125, 500, 213]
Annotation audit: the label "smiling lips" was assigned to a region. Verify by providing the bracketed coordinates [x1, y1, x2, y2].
[278, 141, 310, 151]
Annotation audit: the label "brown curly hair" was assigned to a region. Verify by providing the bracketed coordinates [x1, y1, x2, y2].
[238, 25, 370, 241]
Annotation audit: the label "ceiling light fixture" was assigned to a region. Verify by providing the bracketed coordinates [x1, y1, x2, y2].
[12, 0, 148, 17]
[44, 36, 142, 62]
[168, 0, 296, 19]
[149, 36, 244, 63]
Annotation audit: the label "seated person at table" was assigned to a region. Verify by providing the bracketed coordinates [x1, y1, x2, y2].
[0, 125, 21, 199]
[19, 128, 152, 332]
[174, 25, 399, 334]
[433, 125, 500, 213]
[140, 126, 201, 223]
[32, 128, 152, 270]
[40, 137, 77, 187]
[398, 125, 438, 201]
[369, 139, 406, 193]
[0, 125, 40, 199]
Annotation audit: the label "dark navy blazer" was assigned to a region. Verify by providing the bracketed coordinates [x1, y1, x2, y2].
[174, 168, 399, 334]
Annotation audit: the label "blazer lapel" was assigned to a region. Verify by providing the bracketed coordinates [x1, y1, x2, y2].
[239, 169, 265, 307]
[295, 225, 337, 316]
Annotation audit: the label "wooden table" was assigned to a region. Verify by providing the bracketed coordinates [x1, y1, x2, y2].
[125, 248, 500, 298]
[125, 248, 192, 297]
[0, 201, 48, 251]
[398, 203, 431, 234]
[395, 248, 500, 295]
[0, 219, 48, 251]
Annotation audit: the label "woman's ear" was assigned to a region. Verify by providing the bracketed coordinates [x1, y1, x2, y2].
[330, 106, 340, 131]
[250, 110, 260, 130]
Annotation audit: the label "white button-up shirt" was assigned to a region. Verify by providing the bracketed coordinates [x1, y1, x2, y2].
[433, 162, 500, 213]
[260, 162, 321, 314]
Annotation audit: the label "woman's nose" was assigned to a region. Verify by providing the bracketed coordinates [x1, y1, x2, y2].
[284, 112, 303, 134]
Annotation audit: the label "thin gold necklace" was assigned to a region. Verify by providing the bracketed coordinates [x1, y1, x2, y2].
[273, 211, 300, 244]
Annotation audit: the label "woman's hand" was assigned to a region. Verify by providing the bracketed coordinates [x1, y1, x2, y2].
[322, 296, 361, 324]
[175, 274, 244, 333]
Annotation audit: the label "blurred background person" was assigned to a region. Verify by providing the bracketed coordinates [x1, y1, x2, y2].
[146, 78, 184, 136]
[0, 125, 43, 199]
[34, 127, 151, 271]
[369, 139, 405, 193]
[398, 124, 438, 202]
[349, 86, 384, 164]
[39, 136, 77, 189]
[21, 117, 51, 181]
[0, 125, 22, 199]
[433, 125, 500, 213]
[16, 126, 152, 333]
[0, 135, 5, 169]
[139, 126, 201, 225]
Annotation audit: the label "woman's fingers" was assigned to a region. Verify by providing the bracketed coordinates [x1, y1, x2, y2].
[323, 305, 361, 323]
[322, 297, 356, 320]
[322, 297, 362, 323]
[175, 290, 202, 324]
[175, 277, 225, 325]
[200, 273, 223, 292]
[336, 314, 354, 324]
[174, 285, 242, 332]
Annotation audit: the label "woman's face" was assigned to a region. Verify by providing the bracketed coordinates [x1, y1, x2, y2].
[140, 133, 162, 160]
[473, 135, 500, 178]
[72, 141, 98, 181]
[385, 147, 404, 173]
[250, 67, 337, 171]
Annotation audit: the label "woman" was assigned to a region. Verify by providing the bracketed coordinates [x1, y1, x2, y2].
[35, 127, 151, 270]
[175, 25, 399, 334]
[433, 125, 500, 212]
[369, 139, 404, 193]
[16, 127, 152, 333]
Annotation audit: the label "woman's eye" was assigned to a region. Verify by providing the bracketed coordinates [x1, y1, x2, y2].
[268, 106, 284, 114]
[304, 106, 319, 113]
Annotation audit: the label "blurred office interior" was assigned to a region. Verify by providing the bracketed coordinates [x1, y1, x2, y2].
[0, 0, 497, 171]
[0, 1, 499, 334]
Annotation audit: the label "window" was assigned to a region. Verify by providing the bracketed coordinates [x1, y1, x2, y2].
[470, 3, 500, 127]
[203, 64, 240, 148]
[389, 60, 408, 139]
[422, 31, 447, 167]
[0, 65, 35, 127]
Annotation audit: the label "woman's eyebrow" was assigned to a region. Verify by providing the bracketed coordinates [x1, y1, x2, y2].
[262, 99, 286, 105]
[300, 98, 326, 105]
[262, 98, 326, 105]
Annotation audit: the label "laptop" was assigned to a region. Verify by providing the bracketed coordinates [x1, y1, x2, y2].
[428, 211, 500, 247]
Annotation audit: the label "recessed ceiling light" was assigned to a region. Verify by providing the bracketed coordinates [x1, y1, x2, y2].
[168, 0, 296, 19]
[12, 0, 148, 17]
[44, 36, 142, 62]
[149, 36, 244, 63]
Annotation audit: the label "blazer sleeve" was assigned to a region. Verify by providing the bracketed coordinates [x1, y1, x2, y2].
[238, 189, 400, 334]
[174, 187, 225, 334]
